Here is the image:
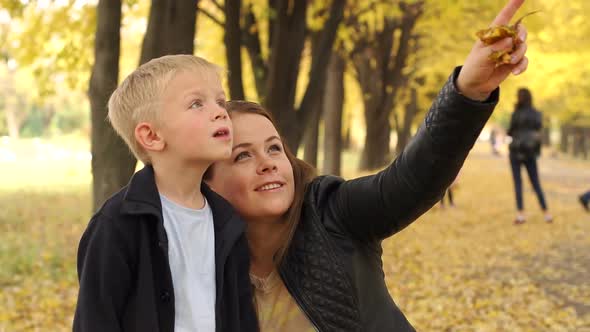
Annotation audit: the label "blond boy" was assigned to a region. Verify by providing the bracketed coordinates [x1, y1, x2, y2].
[73, 55, 258, 332]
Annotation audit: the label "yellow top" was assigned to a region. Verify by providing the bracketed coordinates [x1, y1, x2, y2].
[250, 270, 316, 332]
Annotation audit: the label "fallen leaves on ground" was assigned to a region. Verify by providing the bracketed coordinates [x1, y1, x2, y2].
[1, 145, 589, 331]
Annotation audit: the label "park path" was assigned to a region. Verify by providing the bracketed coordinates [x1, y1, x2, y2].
[469, 144, 590, 320]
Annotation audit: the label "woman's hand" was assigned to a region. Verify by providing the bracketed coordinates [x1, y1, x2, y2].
[457, 0, 529, 101]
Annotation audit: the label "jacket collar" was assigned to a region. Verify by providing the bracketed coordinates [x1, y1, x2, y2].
[120, 164, 161, 217]
[120, 164, 237, 232]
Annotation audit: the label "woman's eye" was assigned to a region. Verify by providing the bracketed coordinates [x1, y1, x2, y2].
[269, 144, 282, 153]
[190, 100, 203, 109]
[234, 151, 250, 162]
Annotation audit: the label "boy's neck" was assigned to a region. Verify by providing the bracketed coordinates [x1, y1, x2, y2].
[247, 219, 286, 278]
[152, 160, 208, 210]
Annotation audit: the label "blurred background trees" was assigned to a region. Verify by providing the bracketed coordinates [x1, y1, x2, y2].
[1, 0, 589, 208]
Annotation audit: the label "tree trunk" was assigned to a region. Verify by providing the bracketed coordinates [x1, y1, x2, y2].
[264, 0, 307, 149]
[342, 117, 352, 150]
[582, 130, 588, 160]
[396, 87, 419, 154]
[353, 45, 391, 171]
[242, 3, 267, 100]
[224, 0, 344, 152]
[289, 0, 346, 151]
[352, 2, 424, 171]
[360, 101, 391, 170]
[264, 0, 345, 152]
[303, 107, 321, 167]
[225, 0, 244, 100]
[89, 0, 133, 210]
[140, 0, 198, 65]
[560, 125, 569, 153]
[322, 52, 345, 176]
[303, 32, 330, 167]
[542, 127, 550, 146]
[573, 127, 585, 158]
[4, 98, 21, 139]
[4, 67, 23, 139]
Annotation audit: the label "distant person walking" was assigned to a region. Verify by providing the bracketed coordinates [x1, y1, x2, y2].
[490, 128, 500, 156]
[579, 190, 590, 212]
[440, 172, 460, 209]
[507, 88, 552, 224]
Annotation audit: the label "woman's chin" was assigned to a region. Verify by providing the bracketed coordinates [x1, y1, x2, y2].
[246, 207, 290, 224]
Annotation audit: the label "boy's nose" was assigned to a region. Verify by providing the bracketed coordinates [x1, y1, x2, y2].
[212, 105, 228, 121]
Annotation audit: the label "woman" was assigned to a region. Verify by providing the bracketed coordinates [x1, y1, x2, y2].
[206, 1, 530, 330]
[507, 87, 552, 224]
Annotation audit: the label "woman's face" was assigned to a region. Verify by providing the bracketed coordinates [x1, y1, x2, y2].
[207, 112, 295, 223]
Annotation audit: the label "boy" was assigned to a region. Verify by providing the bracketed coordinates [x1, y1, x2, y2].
[73, 55, 258, 332]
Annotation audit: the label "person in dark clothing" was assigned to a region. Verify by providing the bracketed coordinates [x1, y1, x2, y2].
[441, 188, 455, 207]
[579, 190, 590, 212]
[204, 2, 531, 329]
[73, 55, 258, 332]
[440, 172, 460, 209]
[507, 87, 553, 224]
[440, 187, 455, 207]
[490, 128, 500, 155]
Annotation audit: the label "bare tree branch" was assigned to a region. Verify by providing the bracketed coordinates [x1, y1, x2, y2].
[197, 6, 224, 27]
[210, 0, 224, 12]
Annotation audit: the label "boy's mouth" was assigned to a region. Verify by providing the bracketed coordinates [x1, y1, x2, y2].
[213, 127, 230, 138]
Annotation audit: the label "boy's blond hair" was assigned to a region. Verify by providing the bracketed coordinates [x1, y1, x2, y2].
[108, 54, 223, 164]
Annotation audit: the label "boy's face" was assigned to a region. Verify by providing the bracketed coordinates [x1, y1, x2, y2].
[156, 69, 232, 165]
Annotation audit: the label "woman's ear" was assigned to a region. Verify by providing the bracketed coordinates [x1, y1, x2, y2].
[135, 122, 165, 152]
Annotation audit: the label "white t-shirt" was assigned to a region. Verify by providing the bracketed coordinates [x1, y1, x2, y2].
[160, 194, 216, 332]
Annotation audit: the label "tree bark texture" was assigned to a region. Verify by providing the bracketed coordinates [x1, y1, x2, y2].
[352, 1, 423, 170]
[225, 0, 244, 99]
[89, 0, 134, 210]
[303, 32, 330, 167]
[140, 0, 198, 65]
[264, 0, 345, 152]
[322, 52, 345, 176]
[242, 3, 267, 99]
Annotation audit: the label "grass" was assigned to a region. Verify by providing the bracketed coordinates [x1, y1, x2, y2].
[0, 137, 589, 331]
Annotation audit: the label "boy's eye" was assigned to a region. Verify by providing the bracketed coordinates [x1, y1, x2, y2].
[217, 99, 227, 108]
[234, 151, 250, 162]
[190, 100, 203, 109]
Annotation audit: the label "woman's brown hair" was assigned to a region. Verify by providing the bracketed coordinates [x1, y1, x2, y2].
[205, 100, 316, 264]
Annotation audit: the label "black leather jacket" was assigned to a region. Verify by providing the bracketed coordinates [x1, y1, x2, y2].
[278, 67, 498, 331]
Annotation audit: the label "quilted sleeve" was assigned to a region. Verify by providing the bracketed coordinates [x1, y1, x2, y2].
[322, 66, 498, 242]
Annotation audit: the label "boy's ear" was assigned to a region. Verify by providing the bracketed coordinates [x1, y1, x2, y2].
[135, 122, 165, 152]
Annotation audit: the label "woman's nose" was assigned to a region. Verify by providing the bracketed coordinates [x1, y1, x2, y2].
[257, 157, 278, 174]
